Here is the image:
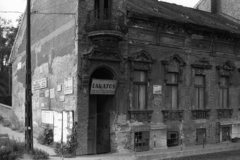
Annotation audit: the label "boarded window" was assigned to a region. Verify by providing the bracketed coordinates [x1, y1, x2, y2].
[166, 73, 178, 109]
[219, 77, 229, 108]
[133, 71, 147, 110]
[194, 75, 205, 109]
[134, 131, 150, 152]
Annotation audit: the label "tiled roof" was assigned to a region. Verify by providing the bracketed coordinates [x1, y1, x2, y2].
[127, 0, 240, 35]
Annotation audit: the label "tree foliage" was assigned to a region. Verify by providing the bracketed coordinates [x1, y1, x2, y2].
[0, 15, 22, 104]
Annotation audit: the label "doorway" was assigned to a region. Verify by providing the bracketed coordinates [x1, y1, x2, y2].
[87, 67, 116, 154]
[222, 126, 231, 142]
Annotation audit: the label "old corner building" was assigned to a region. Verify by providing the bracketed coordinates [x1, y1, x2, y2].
[9, 0, 240, 155]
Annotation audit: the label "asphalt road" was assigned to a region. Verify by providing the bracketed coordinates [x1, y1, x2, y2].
[165, 149, 240, 160]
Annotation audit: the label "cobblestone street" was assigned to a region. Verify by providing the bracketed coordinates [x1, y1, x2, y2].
[167, 150, 240, 160]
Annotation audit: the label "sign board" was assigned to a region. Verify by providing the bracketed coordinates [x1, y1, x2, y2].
[41, 110, 54, 124]
[33, 78, 47, 90]
[17, 62, 22, 70]
[153, 85, 162, 94]
[64, 77, 73, 95]
[53, 111, 74, 143]
[50, 88, 55, 99]
[90, 79, 117, 95]
[53, 111, 62, 143]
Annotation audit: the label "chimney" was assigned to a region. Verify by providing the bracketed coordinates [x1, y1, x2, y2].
[211, 0, 218, 13]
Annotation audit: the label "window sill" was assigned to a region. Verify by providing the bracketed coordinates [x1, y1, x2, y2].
[192, 109, 211, 120]
[162, 110, 184, 122]
[128, 110, 153, 123]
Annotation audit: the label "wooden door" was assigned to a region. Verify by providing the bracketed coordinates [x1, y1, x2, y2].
[97, 113, 110, 154]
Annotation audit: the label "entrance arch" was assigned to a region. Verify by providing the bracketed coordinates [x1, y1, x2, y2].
[87, 67, 117, 154]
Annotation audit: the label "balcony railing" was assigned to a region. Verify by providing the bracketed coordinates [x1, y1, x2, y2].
[128, 110, 153, 123]
[85, 9, 128, 35]
[192, 109, 211, 120]
[162, 110, 184, 122]
[217, 109, 233, 119]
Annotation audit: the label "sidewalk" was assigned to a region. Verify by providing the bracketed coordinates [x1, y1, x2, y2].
[1, 123, 240, 160]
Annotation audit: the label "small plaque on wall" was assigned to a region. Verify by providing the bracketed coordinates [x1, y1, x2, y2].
[64, 77, 73, 95]
[57, 85, 62, 92]
[153, 85, 162, 95]
[59, 95, 65, 102]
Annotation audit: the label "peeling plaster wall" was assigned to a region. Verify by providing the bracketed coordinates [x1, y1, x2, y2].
[11, 0, 78, 136]
[127, 23, 240, 147]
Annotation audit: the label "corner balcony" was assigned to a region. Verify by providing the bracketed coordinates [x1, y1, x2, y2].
[85, 9, 128, 40]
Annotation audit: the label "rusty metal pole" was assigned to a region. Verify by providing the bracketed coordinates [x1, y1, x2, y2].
[25, 0, 33, 153]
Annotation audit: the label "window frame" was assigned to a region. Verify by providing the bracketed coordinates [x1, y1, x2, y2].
[219, 76, 229, 109]
[166, 72, 179, 109]
[133, 70, 148, 110]
[194, 75, 205, 109]
[167, 131, 179, 147]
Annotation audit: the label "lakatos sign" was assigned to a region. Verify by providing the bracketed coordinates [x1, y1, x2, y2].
[90, 79, 117, 95]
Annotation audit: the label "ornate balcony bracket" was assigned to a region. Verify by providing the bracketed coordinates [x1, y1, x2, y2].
[128, 110, 153, 123]
[217, 109, 233, 119]
[192, 109, 211, 120]
[161, 110, 184, 122]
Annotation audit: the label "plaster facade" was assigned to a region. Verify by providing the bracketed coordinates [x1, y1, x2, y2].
[10, 0, 240, 156]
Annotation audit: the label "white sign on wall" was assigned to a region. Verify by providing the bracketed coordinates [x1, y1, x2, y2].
[64, 77, 73, 95]
[53, 111, 62, 143]
[17, 62, 22, 70]
[50, 88, 55, 99]
[90, 79, 117, 95]
[41, 110, 54, 124]
[33, 78, 48, 90]
[153, 85, 162, 95]
[53, 111, 74, 143]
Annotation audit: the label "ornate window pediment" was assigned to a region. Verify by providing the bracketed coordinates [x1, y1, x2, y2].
[129, 50, 155, 81]
[216, 60, 235, 85]
[161, 54, 186, 83]
[191, 58, 212, 70]
[129, 50, 155, 63]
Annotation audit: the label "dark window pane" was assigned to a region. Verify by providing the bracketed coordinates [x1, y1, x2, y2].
[172, 86, 178, 109]
[167, 73, 178, 84]
[133, 84, 139, 109]
[195, 75, 204, 85]
[134, 71, 146, 82]
[139, 85, 146, 110]
[220, 77, 229, 87]
[199, 88, 204, 109]
[223, 89, 228, 108]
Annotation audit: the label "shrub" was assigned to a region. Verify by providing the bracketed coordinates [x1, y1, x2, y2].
[32, 148, 49, 160]
[53, 123, 78, 157]
[2, 120, 11, 127]
[0, 138, 25, 160]
[37, 127, 53, 145]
